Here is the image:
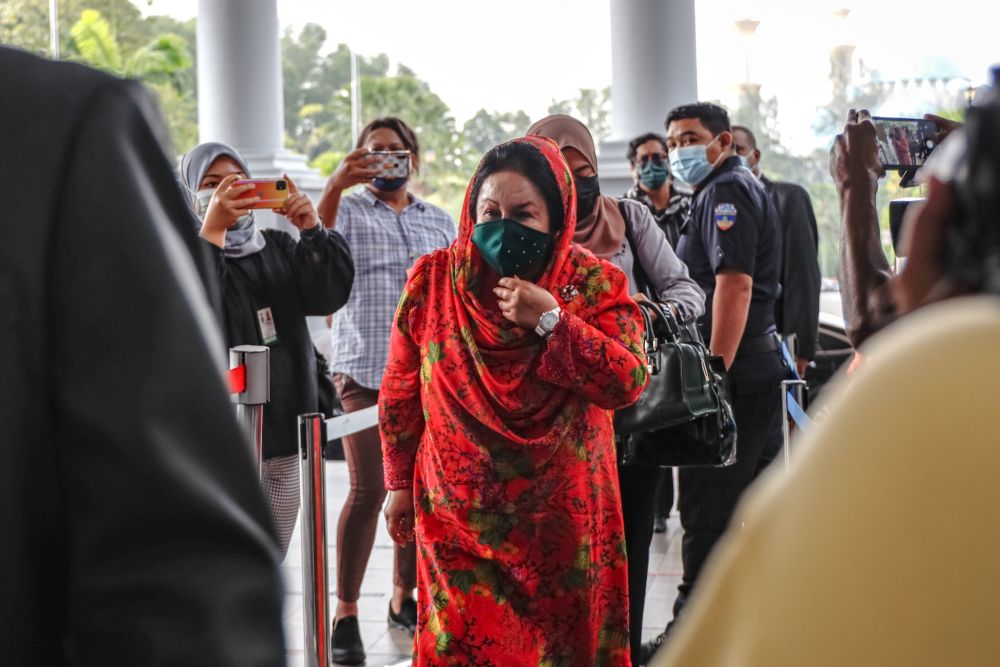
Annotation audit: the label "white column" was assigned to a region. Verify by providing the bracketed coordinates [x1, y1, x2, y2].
[197, 0, 325, 229]
[598, 0, 699, 195]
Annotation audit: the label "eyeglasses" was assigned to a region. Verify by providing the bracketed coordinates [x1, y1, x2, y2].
[638, 154, 668, 166]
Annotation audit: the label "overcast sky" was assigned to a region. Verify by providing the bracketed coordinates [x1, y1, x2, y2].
[138, 0, 999, 154]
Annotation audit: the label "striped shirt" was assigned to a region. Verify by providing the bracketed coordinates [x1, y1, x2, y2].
[330, 187, 456, 390]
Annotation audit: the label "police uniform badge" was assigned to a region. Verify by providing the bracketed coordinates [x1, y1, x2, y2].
[714, 203, 737, 231]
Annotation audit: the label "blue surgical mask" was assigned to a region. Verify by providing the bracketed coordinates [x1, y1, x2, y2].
[373, 176, 408, 192]
[194, 187, 252, 229]
[638, 161, 669, 189]
[737, 155, 751, 170]
[195, 188, 215, 219]
[668, 136, 719, 187]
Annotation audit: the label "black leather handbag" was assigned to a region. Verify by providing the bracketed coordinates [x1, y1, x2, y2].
[313, 345, 340, 419]
[614, 300, 736, 467]
[614, 200, 737, 468]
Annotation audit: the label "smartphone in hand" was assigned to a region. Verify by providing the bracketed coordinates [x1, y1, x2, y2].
[234, 178, 289, 208]
[371, 151, 411, 180]
[871, 117, 938, 169]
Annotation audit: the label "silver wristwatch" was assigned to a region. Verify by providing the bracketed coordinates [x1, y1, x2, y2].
[534, 306, 562, 338]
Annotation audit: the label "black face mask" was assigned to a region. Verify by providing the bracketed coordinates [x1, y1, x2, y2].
[575, 175, 601, 219]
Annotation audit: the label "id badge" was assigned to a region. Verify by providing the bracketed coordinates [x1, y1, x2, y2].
[256, 307, 279, 345]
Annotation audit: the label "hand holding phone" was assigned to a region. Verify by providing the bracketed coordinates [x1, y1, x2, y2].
[327, 147, 382, 192]
[871, 117, 939, 169]
[233, 178, 289, 209]
[273, 174, 319, 231]
[829, 109, 885, 197]
[198, 174, 258, 247]
[371, 150, 411, 180]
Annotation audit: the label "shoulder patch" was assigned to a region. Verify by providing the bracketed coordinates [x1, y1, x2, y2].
[714, 202, 737, 231]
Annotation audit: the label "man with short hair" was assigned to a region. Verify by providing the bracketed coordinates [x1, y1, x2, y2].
[732, 125, 821, 380]
[651, 95, 1000, 667]
[641, 102, 789, 663]
[623, 131, 691, 249]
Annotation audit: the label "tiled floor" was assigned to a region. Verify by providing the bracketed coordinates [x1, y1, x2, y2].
[282, 462, 681, 667]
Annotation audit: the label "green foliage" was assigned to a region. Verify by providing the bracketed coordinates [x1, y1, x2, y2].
[2, 2, 199, 157]
[732, 61, 918, 279]
[280, 25, 541, 219]
[125, 33, 191, 79]
[548, 87, 611, 141]
[63, 8, 195, 156]
[1, 1, 52, 57]
[462, 109, 532, 159]
[70, 9, 122, 71]
[309, 149, 346, 177]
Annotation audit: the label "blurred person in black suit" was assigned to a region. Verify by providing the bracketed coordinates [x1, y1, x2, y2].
[0, 46, 285, 665]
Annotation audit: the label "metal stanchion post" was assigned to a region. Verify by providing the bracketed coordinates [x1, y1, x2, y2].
[299, 413, 330, 667]
[230, 345, 270, 475]
[781, 379, 807, 469]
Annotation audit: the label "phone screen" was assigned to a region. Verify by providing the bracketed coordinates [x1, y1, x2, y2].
[372, 151, 411, 179]
[234, 178, 288, 209]
[871, 117, 938, 169]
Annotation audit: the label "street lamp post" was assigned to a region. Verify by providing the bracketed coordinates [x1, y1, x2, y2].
[48, 0, 59, 60]
[734, 18, 760, 87]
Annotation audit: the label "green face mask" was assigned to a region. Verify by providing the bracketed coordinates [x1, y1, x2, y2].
[471, 218, 553, 277]
[638, 161, 669, 189]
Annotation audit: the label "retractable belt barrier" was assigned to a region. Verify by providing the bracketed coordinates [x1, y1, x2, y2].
[285, 406, 380, 667]
[229, 346, 270, 476]
[227, 364, 246, 394]
[780, 340, 812, 469]
[225, 347, 384, 667]
[299, 414, 331, 667]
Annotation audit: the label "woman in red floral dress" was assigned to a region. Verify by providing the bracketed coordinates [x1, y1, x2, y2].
[380, 136, 648, 666]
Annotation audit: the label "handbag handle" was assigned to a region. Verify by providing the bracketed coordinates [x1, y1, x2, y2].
[639, 299, 683, 344]
[634, 300, 659, 375]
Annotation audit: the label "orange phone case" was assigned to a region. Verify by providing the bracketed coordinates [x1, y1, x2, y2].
[234, 178, 289, 209]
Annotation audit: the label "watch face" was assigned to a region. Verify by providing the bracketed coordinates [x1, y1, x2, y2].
[541, 311, 558, 329]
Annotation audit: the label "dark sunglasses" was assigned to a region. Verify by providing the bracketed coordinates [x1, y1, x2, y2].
[638, 154, 667, 166]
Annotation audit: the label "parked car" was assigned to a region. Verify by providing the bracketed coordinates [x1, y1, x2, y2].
[808, 290, 854, 401]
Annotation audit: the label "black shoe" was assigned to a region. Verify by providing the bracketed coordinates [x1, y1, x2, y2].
[388, 597, 418, 635]
[639, 625, 672, 665]
[331, 616, 366, 665]
[653, 515, 668, 534]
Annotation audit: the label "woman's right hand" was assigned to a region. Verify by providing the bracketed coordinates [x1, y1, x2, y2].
[200, 174, 259, 247]
[383, 488, 415, 545]
[327, 147, 383, 193]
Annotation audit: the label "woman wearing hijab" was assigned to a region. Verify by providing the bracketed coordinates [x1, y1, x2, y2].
[180, 142, 355, 557]
[380, 136, 647, 665]
[527, 115, 705, 666]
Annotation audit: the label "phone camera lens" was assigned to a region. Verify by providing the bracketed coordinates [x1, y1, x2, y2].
[277, 181, 287, 190]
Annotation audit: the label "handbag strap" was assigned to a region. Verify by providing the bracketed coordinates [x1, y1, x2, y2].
[618, 199, 653, 299]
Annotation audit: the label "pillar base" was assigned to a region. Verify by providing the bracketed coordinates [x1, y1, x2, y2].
[597, 138, 635, 199]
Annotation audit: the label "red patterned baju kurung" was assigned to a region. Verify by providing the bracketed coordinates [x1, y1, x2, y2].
[380, 136, 648, 666]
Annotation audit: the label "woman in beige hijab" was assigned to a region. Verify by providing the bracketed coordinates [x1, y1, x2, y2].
[528, 114, 705, 666]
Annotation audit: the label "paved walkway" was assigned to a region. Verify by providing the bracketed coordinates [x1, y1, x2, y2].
[282, 462, 682, 667]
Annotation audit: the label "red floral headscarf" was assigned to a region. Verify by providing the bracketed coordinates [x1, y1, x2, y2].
[448, 136, 579, 350]
[388, 135, 643, 442]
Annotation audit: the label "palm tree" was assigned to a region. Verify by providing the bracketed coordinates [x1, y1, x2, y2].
[68, 9, 190, 87]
